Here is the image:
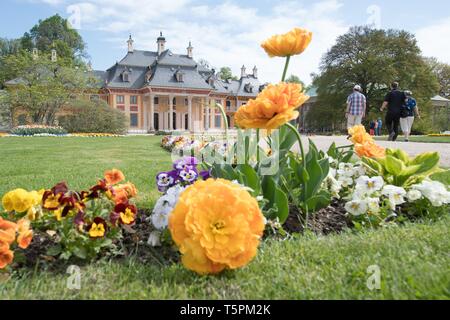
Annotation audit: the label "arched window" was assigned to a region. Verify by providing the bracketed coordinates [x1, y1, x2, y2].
[226, 115, 231, 128]
[185, 114, 189, 130]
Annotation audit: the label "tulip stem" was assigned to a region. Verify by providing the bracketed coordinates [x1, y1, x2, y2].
[281, 55, 291, 82]
[285, 122, 305, 167]
[256, 128, 260, 163]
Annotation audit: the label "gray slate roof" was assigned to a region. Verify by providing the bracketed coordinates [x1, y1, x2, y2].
[100, 48, 263, 96]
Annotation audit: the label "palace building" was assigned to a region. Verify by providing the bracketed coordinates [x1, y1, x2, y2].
[95, 33, 264, 132]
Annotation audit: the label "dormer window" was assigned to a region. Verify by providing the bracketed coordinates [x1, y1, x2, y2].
[175, 70, 185, 82]
[145, 69, 152, 83]
[122, 70, 130, 82]
[244, 83, 253, 93]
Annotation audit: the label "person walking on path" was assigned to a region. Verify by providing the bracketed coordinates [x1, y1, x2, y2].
[376, 118, 382, 136]
[369, 119, 376, 136]
[380, 82, 406, 141]
[400, 90, 420, 142]
[346, 85, 366, 130]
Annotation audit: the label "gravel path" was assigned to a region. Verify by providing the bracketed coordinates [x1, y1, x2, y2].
[294, 135, 450, 167]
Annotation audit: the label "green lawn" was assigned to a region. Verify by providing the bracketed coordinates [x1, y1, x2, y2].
[0, 136, 449, 299]
[374, 135, 450, 143]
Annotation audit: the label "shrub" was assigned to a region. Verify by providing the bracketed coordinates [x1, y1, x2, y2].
[10, 125, 67, 136]
[58, 100, 127, 134]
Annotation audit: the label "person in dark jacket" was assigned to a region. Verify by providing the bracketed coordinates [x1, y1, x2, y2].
[380, 82, 406, 141]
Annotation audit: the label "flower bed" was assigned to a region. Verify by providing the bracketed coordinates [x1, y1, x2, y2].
[10, 125, 68, 136]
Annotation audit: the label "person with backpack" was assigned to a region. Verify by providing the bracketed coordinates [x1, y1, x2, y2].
[400, 90, 420, 142]
[380, 82, 406, 141]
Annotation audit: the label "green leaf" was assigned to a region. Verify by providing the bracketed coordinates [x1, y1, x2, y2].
[304, 191, 331, 212]
[46, 244, 62, 256]
[72, 246, 87, 259]
[410, 152, 440, 175]
[237, 164, 261, 196]
[362, 157, 384, 174]
[384, 155, 405, 174]
[262, 176, 289, 223]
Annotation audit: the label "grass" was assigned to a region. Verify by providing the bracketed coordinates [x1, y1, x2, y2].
[374, 135, 450, 143]
[0, 136, 171, 209]
[0, 136, 449, 299]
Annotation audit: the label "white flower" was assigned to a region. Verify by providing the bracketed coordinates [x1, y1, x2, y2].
[151, 210, 169, 230]
[328, 168, 337, 179]
[147, 231, 161, 247]
[352, 165, 366, 177]
[345, 199, 368, 216]
[337, 163, 354, 177]
[338, 175, 353, 188]
[412, 180, 450, 207]
[407, 189, 422, 202]
[382, 185, 406, 209]
[355, 176, 384, 194]
[366, 197, 380, 214]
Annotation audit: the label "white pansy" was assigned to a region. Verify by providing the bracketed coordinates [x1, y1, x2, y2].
[337, 163, 354, 177]
[338, 175, 353, 188]
[407, 189, 422, 202]
[328, 168, 337, 179]
[150, 185, 185, 230]
[345, 199, 368, 216]
[352, 165, 366, 177]
[147, 231, 161, 247]
[355, 176, 384, 194]
[366, 197, 380, 214]
[412, 180, 450, 207]
[151, 211, 169, 230]
[382, 185, 406, 209]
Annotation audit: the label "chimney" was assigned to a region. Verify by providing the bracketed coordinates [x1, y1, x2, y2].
[157, 31, 166, 55]
[240, 65, 246, 78]
[252, 65, 258, 78]
[187, 41, 193, 58]
[51, 49, 57, 62]
[127, 34, 134, 53]
[32, 47, 38, 60]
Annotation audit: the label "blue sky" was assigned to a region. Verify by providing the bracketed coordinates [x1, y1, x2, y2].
[2, 0, 450, 84]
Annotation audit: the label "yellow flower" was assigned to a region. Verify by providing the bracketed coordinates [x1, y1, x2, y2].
[1, 192, 14, 212]
[5, 189, 35, 213]
[120, 208, 135, 225]
[89, 222, 105, 238]
[234, 82, 309, 130]
[261, 27, 312, 57]
[16, 219, 33, 249]
[169, 178, 265, 275]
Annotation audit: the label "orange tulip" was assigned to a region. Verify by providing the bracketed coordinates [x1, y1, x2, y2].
[234, 82, 309, 130]
[261, 27, 312, 58]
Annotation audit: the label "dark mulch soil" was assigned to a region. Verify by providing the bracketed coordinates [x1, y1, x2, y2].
[16, 209, 178, 271]
[284, 199, 352, 235]
[15, 201, 352, 270]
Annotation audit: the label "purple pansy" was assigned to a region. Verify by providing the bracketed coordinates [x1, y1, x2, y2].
[173, 156, 199, 171]
[156, 170, 178, 192]
[179, 169, 198, 183]
[199, 169, 211, 180]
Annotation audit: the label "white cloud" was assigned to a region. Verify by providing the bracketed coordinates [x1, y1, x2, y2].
[38, 0, 350, 84]
[416, 18, 450, 64]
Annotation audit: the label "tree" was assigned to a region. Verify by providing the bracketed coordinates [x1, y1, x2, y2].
[285, 74, 305, 87]
[425, 57, 450, 98]
[4, 52, 96, 125]
[218, 67, 238, 81]
[198, 58, 211, 69]
[20, 14, 86, 63]
[0, 38, 22, 57]
[309, 26, 439, 130]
